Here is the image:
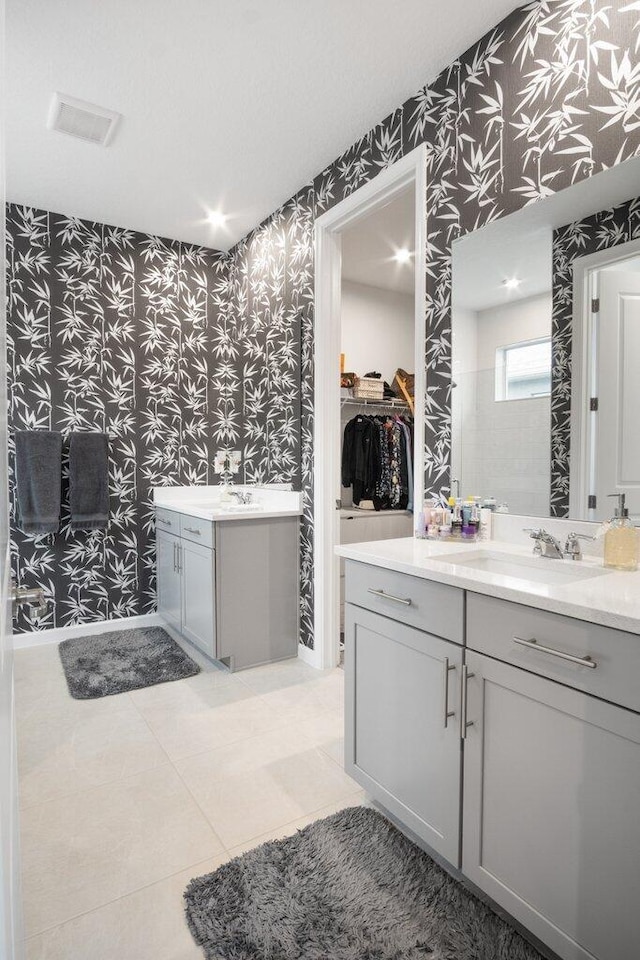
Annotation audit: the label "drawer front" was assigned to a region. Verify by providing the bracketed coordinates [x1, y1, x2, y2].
[155, 507, 181, 536]
[345, 560, 463, 644]
[180, 514, 214, 548]
[467, 592, 640, 713]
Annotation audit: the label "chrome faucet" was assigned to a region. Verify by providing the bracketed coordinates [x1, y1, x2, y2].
[10, 581, 48, 621]
[523, 528, 564, 559]
[524, 528, 595, 560]
[229, 490, 253, 505]
[564, 531, 595, 561]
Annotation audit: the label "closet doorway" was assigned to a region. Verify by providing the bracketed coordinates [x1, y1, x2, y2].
[314, 146, 427, 669]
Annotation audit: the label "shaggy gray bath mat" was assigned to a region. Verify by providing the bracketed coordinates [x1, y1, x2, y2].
[184, 805, 544, 960]
[59, 626, 200, 698]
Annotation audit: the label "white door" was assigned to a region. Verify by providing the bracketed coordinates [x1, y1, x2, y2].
[0, 124, 23, 954]
[180, 540, 215, 657]
[595, 269, 640, 520]
[463, 651, 640, 960]
[344, 605, 463, 865]
[156, 530, 181, 633]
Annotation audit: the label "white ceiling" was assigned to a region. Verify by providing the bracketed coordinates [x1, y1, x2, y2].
[453, 157, 640, 313]
[341, 185, 415, 295]
[6, 0, 519, 251]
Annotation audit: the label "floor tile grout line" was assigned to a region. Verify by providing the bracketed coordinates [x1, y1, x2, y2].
[21, 849, 231, 943]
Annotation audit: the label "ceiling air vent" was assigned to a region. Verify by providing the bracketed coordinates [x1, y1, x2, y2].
[47, 93, 120, 146]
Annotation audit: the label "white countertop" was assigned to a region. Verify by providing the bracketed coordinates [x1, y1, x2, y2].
[336, 536, 640, 635]
[153, 484, 303, 522]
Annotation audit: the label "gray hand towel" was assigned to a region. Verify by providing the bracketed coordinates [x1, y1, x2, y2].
[15, 430, 63, 534]
[69, 432, 109, 531]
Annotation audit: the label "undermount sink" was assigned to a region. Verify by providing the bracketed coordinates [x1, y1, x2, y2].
[217, 503, 262, 512]
[193, 500, 262, 512]
[441, 550, 607, 586]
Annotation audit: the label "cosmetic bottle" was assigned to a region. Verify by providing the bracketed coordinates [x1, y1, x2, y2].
[603, 493, 638, 571]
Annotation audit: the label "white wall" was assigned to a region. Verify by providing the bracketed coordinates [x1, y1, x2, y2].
[452, 293, 552, 517]
[476, 292, 552, 370]
[340, 280, 414, 385]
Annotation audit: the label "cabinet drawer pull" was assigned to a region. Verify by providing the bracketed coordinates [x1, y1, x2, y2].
[460, 664, 475, 739]
[443, 657, 456, 728]
[157, 517, 172, 526]
[513, 636, 597, 669]
[367, 588, 411, 606]
[184, 527, 201, 535]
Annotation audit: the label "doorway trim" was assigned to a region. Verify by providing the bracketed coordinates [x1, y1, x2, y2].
[312, 145, 427, 670]
[569, 236, 640, 519]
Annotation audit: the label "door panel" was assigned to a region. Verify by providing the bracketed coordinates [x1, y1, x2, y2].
[345, 604, 462, 864]
[463, 651, 640, 960]
[156, 529, 181, 632]
[596, 269, 640, 520]
[180, 540, 215, 657]
[0, 107, 22, 957]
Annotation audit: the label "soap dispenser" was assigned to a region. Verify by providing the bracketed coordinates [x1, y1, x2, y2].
[604, 494, 638, 571]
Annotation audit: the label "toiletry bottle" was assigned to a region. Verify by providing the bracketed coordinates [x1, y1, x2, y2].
[479, 506, 493, 541]
[604, 493, 638, 571]
[451, 499, 462, 540]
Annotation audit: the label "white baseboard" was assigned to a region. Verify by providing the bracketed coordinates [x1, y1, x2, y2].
[297, 639, 322, 669]
[13, 613, 163, 650]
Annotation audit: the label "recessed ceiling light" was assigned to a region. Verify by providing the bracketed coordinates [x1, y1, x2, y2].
[207, 211, 227, 229]
[502, 278, 521, 290]
[394, 248, 412, 264]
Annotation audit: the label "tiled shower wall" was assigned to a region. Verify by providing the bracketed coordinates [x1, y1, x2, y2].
[7, 1, 640, 644]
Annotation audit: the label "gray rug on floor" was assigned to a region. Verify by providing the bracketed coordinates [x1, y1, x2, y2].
[184, 806, 544, 960]
[59, 626, 200, 699]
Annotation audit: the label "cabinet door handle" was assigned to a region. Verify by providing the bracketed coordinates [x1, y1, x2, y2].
[177, 545, 182, 574]
[513, 636, 596, 668]
[367, 588, 411, 606]
[157, 517, 172, 526]
[442, 657, 456, 728]
[460, 664, 475, 740]
[183, 527, 201, 535]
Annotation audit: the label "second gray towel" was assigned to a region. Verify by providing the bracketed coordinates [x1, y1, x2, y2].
[69, 433, 109, 531]
[15, 430, 62, 534]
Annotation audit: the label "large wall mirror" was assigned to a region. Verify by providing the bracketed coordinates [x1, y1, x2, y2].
[452, 157, 640, 522]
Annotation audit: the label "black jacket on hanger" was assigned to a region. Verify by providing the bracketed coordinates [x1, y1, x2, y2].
[341, 416, 381, 505]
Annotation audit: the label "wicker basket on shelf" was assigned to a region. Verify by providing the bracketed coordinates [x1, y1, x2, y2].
[354, 376, 385, 401]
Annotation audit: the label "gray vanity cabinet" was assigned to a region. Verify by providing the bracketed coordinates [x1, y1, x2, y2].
[462, 650, 640, 960]
[345, 605, 463, 863]
[156, 508, 298, 670]
[179, 538, 216, 657]
[156, 527, 182, 634]
[156, 517, 216, 658]
[344, 562, 465, 864]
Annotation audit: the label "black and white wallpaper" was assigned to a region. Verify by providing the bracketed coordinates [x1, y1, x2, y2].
[6, 205, 306, 634]
[7, 0, 640, 646]
[551, 194, 640, 516]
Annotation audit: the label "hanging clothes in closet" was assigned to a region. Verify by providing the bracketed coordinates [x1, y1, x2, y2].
[342, 413, 414, 512]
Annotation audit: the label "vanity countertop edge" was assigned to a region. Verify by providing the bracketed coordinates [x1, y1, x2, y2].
[336, 536, 640, 636]
[153, 485, 303, 521]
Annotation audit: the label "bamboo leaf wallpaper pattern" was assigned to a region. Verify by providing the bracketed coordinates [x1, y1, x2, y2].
[6, 0, 640, 648]
[6, 205, 307, 635]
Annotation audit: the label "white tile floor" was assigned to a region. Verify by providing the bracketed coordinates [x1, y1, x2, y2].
[15, 642, 364, 960]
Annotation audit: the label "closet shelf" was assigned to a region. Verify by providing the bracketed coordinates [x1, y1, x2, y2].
[341, 396, 410, 410]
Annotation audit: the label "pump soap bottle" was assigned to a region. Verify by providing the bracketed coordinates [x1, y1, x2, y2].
[604, 493, 638, 572]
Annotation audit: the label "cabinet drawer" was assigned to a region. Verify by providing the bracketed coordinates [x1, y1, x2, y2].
[345, 560, 463, 644]
[155, 507, 181, 536]
[180, 514, 214, 548]
[467, 592, 640, 713]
